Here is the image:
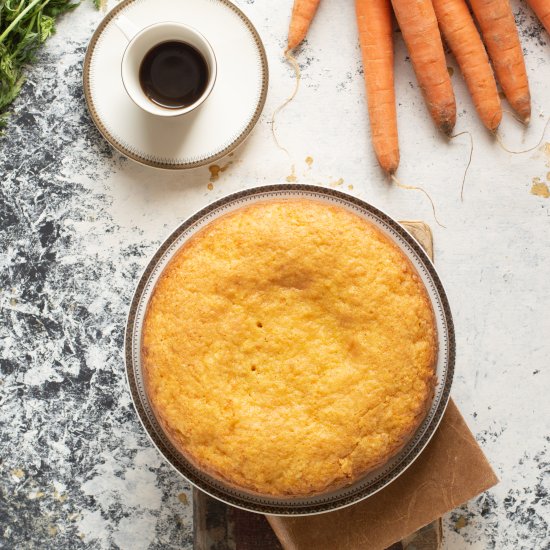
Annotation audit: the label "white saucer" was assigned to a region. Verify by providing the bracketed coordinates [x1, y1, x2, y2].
[83, 0, 268, 169]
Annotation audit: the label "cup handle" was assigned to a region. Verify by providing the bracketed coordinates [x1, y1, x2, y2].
[114, 15, 139, 41]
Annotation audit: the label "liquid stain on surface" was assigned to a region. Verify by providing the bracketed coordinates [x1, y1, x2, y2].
[207, 182, 214, 191]
[208, 161, 232, 182]
[305, 156, 313, 168]
[531, 178, 550, 198]
[286, 164, 297, 182]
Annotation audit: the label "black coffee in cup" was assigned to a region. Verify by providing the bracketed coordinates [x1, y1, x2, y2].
[139, 41, 209, 109]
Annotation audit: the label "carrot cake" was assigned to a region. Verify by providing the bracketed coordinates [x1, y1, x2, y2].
[142, 199, 437, 496]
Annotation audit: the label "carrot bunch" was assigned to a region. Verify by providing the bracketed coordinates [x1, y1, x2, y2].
[286, 0, 540, 175]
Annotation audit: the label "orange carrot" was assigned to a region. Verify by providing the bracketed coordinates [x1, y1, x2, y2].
[391, 0, 456, 134]
[432, 0, 502, 131]
[355, 0, 399, 173]
[287, 0, 321, 52]
[526, 0, 550, 36]
[469, 0, 531, 123]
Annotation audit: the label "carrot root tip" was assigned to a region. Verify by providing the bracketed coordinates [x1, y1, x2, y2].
[441, 122, 455, 136]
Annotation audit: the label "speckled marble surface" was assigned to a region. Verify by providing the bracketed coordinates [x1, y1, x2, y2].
[0, 1, 549, 548]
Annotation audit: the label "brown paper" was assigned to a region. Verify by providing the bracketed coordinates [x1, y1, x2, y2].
[266, 221, 498, 550]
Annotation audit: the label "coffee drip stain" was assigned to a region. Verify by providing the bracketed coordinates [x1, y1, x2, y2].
[286, 165, 297, 182]
[286, 157, 312, 182]
[541, 143, 550, 167]
[208, 161, 233, 184]
[208, 165, 221, 181]
[531, 177, 550, 198]
[539, 141, 550, 172]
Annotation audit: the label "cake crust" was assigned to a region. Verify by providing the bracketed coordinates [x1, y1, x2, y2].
[142, 199, 437, 496]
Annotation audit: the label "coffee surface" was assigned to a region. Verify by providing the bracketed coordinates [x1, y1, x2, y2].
[139, 41, 209, 109]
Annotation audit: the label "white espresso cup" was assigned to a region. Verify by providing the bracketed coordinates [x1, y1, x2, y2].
[115, 16, 217, 117]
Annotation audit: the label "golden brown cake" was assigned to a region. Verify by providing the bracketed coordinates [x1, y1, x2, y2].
[142, 199, 437, 496]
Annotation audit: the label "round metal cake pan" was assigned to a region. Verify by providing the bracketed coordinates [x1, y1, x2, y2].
[125, 184, 455, 515]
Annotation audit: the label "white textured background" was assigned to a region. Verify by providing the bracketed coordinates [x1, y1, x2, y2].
[0, 0, 549, 548]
